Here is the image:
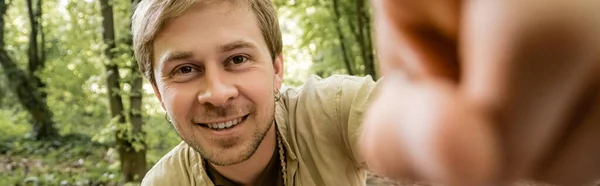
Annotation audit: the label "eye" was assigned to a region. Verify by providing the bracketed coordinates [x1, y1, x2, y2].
[230, 55, 248, 65]
[174, 66, 198, 75]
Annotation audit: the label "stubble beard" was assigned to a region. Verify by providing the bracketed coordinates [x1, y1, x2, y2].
[184, 104, 276, 166]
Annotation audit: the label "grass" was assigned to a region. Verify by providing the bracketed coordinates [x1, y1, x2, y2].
[0, 134, 122, 186]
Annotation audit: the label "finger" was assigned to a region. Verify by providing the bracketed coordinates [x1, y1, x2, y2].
[371, 0, 461, 81]
[369, 1, 499, 184]
[360, 79, 410, 180]
[362, 74, 498, 186]
[533, 74, 600, 186]
[460, 0, 600, 182]
[394, 77, 497, 186]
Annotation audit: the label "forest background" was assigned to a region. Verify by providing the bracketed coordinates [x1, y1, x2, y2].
[0, 0, 387, 185]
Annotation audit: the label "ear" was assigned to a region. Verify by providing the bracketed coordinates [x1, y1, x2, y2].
[273, 54, 284, 90]
[151, 83, 167, 110]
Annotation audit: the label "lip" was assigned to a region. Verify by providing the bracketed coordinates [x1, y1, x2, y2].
[196, 114, 248, 125]
[196, 114, 249, 136]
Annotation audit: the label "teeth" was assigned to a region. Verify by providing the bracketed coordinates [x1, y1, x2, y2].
[206, 117, 244, 130]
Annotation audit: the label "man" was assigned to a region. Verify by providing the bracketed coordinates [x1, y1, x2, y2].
[132, 0, 600, 185]
[133, 0, 377, 185]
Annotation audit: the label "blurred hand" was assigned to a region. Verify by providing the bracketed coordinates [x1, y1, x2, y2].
[361, 1, 600, 185]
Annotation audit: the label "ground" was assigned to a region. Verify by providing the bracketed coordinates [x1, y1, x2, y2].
[1, 137, 595, 186]
[0, 135, 122, 186]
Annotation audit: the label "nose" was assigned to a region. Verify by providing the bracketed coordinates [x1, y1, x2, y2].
[197, 71, 238, 107]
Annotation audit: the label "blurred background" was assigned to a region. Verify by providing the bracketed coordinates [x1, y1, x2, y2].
[0, 0, 382, 185]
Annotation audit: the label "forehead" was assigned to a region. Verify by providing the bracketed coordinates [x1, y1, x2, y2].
[152, 1, 266, 63]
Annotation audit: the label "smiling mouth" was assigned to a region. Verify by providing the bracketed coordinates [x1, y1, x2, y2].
[197, 114, 249, 131]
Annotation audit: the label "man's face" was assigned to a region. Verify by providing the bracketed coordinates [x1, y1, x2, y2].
[151, 1, 283, 166]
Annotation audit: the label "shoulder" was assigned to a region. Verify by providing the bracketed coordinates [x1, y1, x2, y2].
[278, 74, 378, 116]
[299, 75, 378, 109]
[303, 75, 377, 97]
[284, 75, 376, 100]
[276, 74, 379, 139]
[142, 142, 204, 186]
[303, 74, 374, 90]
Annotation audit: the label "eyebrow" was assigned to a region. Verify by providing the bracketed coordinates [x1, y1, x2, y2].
[159, 40, 256, 65]
[160, 51, 194, 65]
[219, 40, 256, 53]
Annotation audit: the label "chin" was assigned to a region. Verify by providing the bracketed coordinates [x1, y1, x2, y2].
[198, 139, 258, 166]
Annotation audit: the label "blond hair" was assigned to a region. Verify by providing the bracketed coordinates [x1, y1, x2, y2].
[131, 0, 282, 83]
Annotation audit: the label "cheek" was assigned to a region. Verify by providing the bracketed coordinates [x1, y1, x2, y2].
[235, 70, 274, 106]
[162, 86, 198, 122]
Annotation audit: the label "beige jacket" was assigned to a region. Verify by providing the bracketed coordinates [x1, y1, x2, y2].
[142, 75, 379, 186]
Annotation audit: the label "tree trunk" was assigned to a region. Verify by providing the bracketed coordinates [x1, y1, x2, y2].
[25, 0, 47, 99]
[100, 0, 146, 182]
[362, 4, 376, 79]
[37, 0, 45, 65]
[364, 18, 379, 79]
[124, 0, 147, 181]
[1, 0, 58, 140]
[364, 8, 374, 65]
[330, 0, 354, 75]
[0, 80, 5, 106]
[125, 60, 147, 182]
[26, 0, 39, 74]
[355, 0, 376, 79]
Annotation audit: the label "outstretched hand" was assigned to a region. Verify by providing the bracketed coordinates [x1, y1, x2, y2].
[361, 1, 600, 185]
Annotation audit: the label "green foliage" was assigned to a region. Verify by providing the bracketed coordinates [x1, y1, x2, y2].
[275, 0, 376, 79]
[91, 116, 148, 152]
[0, 108, 30, 144]
[91, 116, 120, 145]
[0, 135, 121, 186]
[1, 0, 181, 183]
[41, 0, 110, 135]
[4, 0, 29, 68]
[141, 107, 182, 165]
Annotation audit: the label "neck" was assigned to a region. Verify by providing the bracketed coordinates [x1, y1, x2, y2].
[211, 123, 277, 186]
